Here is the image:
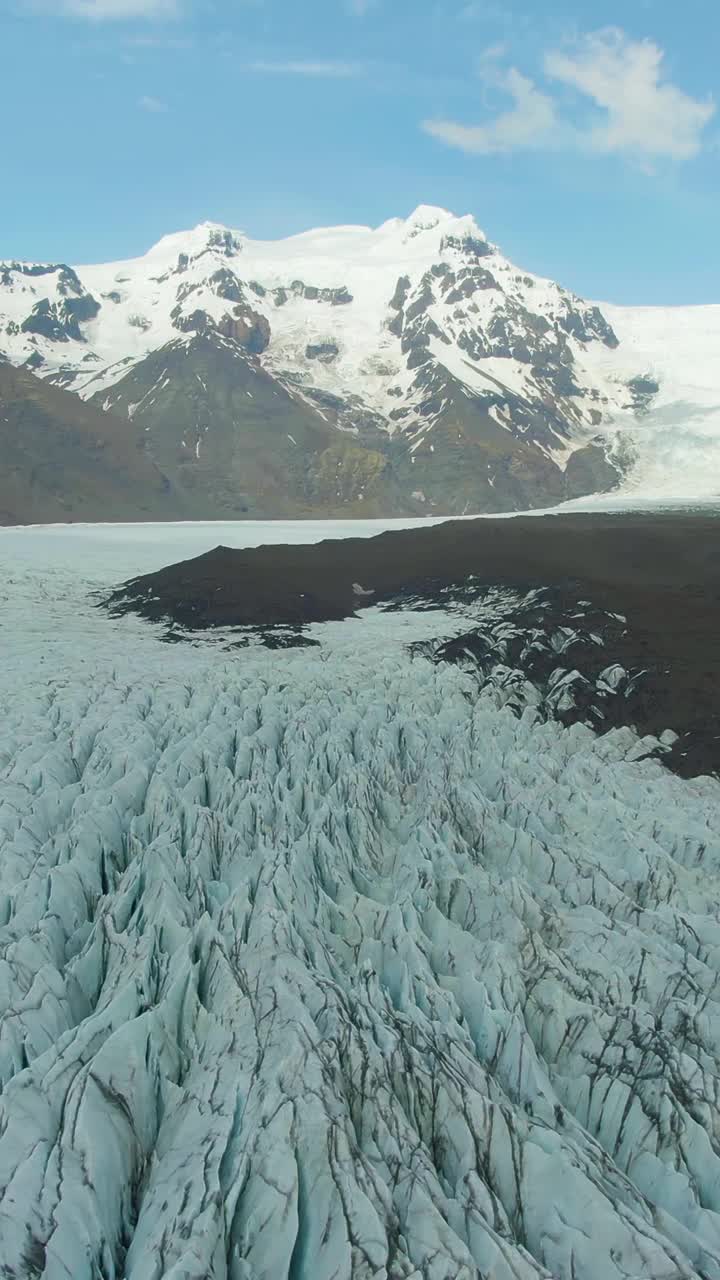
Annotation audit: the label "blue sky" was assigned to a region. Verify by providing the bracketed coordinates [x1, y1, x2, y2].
[1, 0, 717, 303]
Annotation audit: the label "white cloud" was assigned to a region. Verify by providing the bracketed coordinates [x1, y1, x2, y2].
[424, 67, 556, 154]
[545, 28, 715, 161]
[139, 93, 168, 111]
[47, 0, 179, 17]
[424, 27, 714, 165]
[247, 60, 361, 78]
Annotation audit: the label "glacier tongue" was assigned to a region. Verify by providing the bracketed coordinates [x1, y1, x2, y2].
[1, 546, 720, 1278]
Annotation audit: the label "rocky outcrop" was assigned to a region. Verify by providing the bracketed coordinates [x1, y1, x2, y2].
[218, 308, 271, 354]
[305, 341, 340, 362]
[564, 439, 621, 499]
[20, 293, 100, 342]
[171, 305, 271, 354]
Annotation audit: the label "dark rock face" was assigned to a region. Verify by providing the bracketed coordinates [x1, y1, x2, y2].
[210, 268, 244, 303]
[21, 300, 74, 342]
[444, 267, 498, 303]
[558, 301, 619, 349]
[564, 440, 621, 499]
[282, 281, 354, 306]
[172, 308, 214, 335]
[305, 341, 340, 363]
[55, 266, 85, 297]
[441, 232, 493, 258]
[389, 275, 411, 311]
[62, 294, 101, 326]
[387, 277, 412, 335]
[218, 309, 271, 354]
[2, 261, 76, 285]
[171, 304, 271, 355]
[206, 228, 243, 257]
[626, 373, 660, 414]
[19, 292, 100, 342]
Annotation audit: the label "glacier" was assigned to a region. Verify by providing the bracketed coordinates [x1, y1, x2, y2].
[1, 522, 720, 1279]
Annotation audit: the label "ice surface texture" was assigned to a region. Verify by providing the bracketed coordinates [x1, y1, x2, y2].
[0, 528, 719, 1278]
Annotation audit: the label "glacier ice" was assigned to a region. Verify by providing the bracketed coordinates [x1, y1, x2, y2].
[0, 527, 719, 1278]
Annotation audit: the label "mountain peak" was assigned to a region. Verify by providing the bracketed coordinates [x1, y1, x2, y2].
[396, 205, 489, 249]
[404, 204, 454, 227]
[142, 221, 245, 264]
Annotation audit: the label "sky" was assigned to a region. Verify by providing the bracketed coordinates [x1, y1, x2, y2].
[0, 0, 717, 304]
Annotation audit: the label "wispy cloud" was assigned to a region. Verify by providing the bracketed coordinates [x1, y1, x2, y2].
[425, 67, 556, 154]
[423, 28, 714, 166]
[36, 0, 180, 18]
[246, 60, 361, 78]
[139, 93, 168, 111]
[545, 29, 715, 162]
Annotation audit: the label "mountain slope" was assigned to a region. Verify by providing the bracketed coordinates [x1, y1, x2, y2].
[1, 206, 718, 518]
[92, 331, 406, 518]
[0, 361, 180, 524]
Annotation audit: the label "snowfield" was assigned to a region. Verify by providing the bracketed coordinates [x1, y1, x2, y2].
[1, 523, 720, 1279]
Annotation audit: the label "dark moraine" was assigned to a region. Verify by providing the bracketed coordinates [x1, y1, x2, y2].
[105, 513, 720, 779]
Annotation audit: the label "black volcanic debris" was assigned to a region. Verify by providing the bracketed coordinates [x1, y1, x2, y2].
[409, 588, 710, 777]
[106, 514, 720, 779]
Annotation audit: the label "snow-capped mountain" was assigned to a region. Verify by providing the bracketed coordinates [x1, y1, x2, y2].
[2, 206, 719, 518]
